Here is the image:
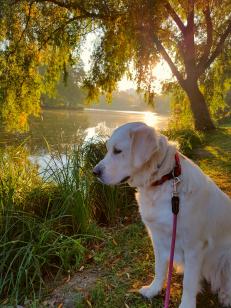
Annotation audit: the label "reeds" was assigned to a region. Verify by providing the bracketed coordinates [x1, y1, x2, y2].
[0, 139, 135, 304]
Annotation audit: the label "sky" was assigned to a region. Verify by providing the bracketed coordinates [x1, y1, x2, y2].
[80, 32, 172, 93]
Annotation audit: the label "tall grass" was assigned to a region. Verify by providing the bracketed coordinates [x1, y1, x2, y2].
[83, 140, 135, 224]
[0, 139, 135, 304]
[0, 146, 87, 304]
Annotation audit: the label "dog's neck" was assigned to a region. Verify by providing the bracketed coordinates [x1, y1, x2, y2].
[128, 136, 177, 188]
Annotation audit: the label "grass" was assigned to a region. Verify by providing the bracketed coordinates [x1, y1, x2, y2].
[0, 119, 230, 306]
[74, 223, 220, 308]
[194, 119, 231, 197]
[0, 140, 134, 305]
[0, 146, 88, 304]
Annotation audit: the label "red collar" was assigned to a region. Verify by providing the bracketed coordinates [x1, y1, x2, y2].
[151, 153, 181, 187]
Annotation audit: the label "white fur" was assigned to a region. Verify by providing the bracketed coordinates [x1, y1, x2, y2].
[93, 122, 231, 308]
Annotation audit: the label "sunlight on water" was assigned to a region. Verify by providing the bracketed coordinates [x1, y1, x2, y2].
[0, 109, 169, 172]
[85, 122, 111, 140]
[143, 111, 158, 126]
[84, 110, 167, 141]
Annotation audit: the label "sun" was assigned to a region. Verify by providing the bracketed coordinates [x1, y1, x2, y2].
[152, 61, 172, 82]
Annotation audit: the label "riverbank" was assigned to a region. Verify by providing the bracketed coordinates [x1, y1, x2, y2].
[0, 119, 230, 306]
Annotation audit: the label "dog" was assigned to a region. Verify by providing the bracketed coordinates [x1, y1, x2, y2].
[93, 122, 231, 308]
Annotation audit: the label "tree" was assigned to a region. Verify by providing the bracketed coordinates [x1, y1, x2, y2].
[0, 0, 230, 131]
[42, 63, 86, 108]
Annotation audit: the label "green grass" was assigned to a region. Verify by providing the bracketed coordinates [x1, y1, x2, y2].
[0, 146, 88, 304]
[194, 119, 231, 197]
[0, 140, 134, 305]
[75, 223, 220, 308]
[86, 223, 171, 308]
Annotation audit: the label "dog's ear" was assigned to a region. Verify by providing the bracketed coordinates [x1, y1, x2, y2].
[130, 125, 159, 169]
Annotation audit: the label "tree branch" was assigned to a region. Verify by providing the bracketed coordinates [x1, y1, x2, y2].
[164, 1, 186, 34]
[37, 0, 115, 20]
[17, 1, 33, 45]
[197, 19, 231, 76]
[38, 15, 86, 50]
[183, 0, 195, 70]
[153, 34, 186, 88]
[198, 5, 213, 67]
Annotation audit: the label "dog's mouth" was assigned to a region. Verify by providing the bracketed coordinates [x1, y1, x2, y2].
[120, 176, 130, 184]
[96, 175, 130, 185]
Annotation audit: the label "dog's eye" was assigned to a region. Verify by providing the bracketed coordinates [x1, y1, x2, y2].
[113, 147, 122, 155]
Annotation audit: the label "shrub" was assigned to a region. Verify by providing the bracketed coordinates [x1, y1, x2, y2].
[163, 126, 205, 157]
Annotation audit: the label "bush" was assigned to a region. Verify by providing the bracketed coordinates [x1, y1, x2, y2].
[163, 127, 205, 157]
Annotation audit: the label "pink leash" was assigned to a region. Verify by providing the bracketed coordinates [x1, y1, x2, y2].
[164, 213, 178, 308]
[151, 153, 181, 308]
[164, 169, 181, 308]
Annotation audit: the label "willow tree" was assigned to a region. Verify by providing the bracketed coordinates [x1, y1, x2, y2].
[0, 0, 230, 131]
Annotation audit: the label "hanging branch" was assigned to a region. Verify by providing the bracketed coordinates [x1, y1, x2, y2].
[198, 5, 213, 68]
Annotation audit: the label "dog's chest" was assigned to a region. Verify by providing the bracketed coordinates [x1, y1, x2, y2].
[136, 187, 184, 265]
[136, 187, 172, 231]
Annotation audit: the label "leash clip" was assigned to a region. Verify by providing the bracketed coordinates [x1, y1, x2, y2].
[172, 176, 181, 195]
[171, 176, 181, 215]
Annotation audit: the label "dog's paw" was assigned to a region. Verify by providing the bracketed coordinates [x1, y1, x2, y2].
[179, 302, 196, 308]
[139, 284, 160, 299]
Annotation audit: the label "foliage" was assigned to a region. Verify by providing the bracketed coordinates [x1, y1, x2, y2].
[0, 0, 230, 131]
[0, 1, 84, 131]
[163, 125, 204, 157]
[201, 50, 231, 121]
[42, 63, 86, 109]
[162, 47, 231, 127]
[0, 138, 135, 304]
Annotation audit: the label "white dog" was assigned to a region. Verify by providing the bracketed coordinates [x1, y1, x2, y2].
[93, 122, 231, 308]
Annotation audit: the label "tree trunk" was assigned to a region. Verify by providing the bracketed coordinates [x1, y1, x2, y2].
[184, 79, 215, 131]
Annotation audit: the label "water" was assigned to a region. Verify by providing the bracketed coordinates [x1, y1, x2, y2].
[0, 108, 169, 170]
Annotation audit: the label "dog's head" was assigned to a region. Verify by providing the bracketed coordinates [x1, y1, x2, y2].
[93, 122, 160, 185]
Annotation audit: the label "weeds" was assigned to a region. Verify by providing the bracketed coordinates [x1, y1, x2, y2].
[0, 139, 135, 304]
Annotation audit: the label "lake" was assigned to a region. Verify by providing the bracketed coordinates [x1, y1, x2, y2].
[0, 109, 169, 170]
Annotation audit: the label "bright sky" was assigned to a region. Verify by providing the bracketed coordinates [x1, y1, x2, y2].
[80, 33, 172, 93]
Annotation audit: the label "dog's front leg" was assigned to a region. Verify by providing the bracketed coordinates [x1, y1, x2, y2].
[179, 248, 203, 308]
[139, 232, 168, 299]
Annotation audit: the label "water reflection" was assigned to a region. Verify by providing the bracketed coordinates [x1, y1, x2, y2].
[0, 108, 169, 170]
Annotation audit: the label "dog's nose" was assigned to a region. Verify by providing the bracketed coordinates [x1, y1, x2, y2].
[93, 166, 102, 177]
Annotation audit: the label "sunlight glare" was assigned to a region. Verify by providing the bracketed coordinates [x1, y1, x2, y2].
[152, 61, 172, 82]
[118, 61, 172, 93]
[143, 111, 157, 127]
